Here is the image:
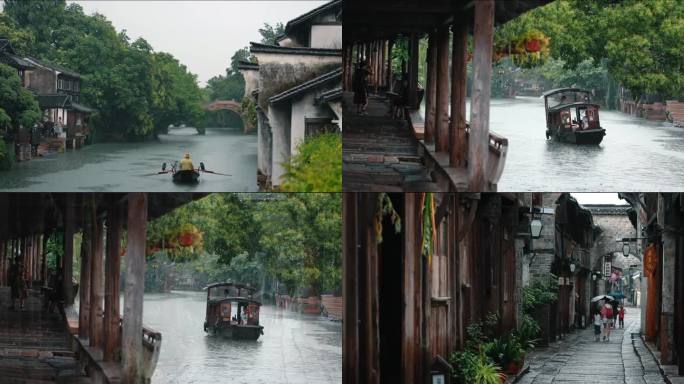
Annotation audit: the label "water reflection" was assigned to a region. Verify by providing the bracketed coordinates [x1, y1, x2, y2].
[143, 291, 342, 384]
[0, 128, 257, 192]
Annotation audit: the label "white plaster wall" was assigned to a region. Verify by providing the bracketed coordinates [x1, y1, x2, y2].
[241, 69, 259, 96]
[290, 93, 336, 154]
[253, 52, 341, 67]
[268, 104, 291, 186]
[310, 25, 342, 49]
[278, 36, 296, 48]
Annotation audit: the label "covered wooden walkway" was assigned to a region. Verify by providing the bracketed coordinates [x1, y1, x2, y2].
[343, 93, 438, 191]
[0, 193, 203, 384]
[0, 287, 88, 384]
[343, 0, 550, 192]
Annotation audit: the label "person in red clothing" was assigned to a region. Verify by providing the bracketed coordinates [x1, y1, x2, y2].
[618, 305, 626, 329]
[600, 302, 614, 342]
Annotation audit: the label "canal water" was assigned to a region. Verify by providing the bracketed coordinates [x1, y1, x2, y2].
[143, 291, 342, 384]
[488, 97, 684, 191]
[0, 127, 257, 192]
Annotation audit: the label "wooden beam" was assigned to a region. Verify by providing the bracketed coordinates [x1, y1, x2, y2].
[425, 32, 437, 145]
[104, 203, 123, 362]
[123, 193, 147, 384]
[468, 0, 494, 191]
[79, 217, 91, 340]
[435, 25, 451, 152]
[89, 213, 104, 348]
[63, 195, 75, 305]
[450, 20, 468, 167]
[387, 39, 394, 90]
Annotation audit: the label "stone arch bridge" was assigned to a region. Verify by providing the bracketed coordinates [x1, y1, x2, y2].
[203, 100, 254, 134]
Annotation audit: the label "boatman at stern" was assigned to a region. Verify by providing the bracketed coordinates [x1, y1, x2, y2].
[179, 152, 195, 171]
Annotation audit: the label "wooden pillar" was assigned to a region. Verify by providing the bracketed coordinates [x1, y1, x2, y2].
[425, 32, 437, 145]
[104, 204, 123, 362]
[41, 234, 47, 285]
[468, 0, 494, 191]
[387, 39, 394, 89]
[63, 195, 75, 304]
[435, 25, 451, 152]
[0, 240, 4, 286]
[342, 193, 359, 384]
[450, 20, 468, 167]
[89, 214, 104, 348]
[407, 34, 420, 109]
[123, 193, 147, 384]
[402, 193, 422, 383]
[79, 218, 92, 340]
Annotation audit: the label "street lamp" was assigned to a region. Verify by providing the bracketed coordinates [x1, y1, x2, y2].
[530, 218, 543, 239]
[622, 242, 630, 256]
[569, 262, 576, 273]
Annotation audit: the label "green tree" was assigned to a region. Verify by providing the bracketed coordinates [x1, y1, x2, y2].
[258, 22, 285, 45]
[0, 63, 42, 131]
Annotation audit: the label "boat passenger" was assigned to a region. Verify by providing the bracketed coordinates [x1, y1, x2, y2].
[582, 115, 589, 129]
[179, 152, 195, 171]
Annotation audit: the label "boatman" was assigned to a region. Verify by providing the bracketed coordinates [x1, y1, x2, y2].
[179, 152, 195, 171]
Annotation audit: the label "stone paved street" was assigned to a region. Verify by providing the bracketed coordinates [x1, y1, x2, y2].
[519, 307, 666, 384]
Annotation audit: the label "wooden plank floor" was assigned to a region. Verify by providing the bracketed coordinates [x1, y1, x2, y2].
[0, 287, 90, 384]
[343, 93, 438, 191]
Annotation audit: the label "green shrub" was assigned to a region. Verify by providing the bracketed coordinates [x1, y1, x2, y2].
[522, 279, 558, 314]
[0, 139, 12, 171]
[280, 133, 341, 192]
[517, 314, 541, 351]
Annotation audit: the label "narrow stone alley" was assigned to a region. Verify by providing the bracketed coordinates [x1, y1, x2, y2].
[520, 307, 665, 384]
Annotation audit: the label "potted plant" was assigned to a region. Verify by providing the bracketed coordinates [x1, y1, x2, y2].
[502, 335, 525, 375]
[473, 351, 506, 384]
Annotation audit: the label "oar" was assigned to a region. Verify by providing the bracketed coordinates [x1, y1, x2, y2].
[201, 170, 232, 177]
[140, 170, 171, 176]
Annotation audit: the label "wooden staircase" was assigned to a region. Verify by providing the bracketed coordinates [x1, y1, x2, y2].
[343, 93, 439, 191]
[0, 288, 90, 384]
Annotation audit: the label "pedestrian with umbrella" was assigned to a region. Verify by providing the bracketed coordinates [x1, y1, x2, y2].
[600, 302, 613, 341]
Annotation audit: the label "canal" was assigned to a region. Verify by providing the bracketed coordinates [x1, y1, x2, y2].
[143, 291, 342, 384]
[0, 127, 257, 192]
[488, 97, 684, 191]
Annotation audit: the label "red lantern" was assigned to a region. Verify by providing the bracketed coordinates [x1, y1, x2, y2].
[525, 39, 541, 53]
[178, 232, 194, 247]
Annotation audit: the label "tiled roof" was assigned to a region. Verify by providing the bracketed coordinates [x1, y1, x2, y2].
[250, 42, 341, 56]
[269, 67, 342, 104]
[284, 0, 341, 32]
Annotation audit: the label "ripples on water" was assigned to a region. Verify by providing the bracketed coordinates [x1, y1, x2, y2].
[0, 127, 257, 192]
[143, 291, 342, 384]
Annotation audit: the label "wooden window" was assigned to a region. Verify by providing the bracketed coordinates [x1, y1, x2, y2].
[305, 117, 338, 137]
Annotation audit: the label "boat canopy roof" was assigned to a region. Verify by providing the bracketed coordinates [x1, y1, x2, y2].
[547, 102, 601, 113]
[204, 282, 256, 292]
[541, 87, 591, 99]
[208, 297, 263, 306]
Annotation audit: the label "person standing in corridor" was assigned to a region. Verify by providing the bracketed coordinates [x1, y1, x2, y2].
[618, 305, 625, 329]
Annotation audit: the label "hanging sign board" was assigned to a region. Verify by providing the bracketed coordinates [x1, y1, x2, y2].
[604, 261, 611, 277]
